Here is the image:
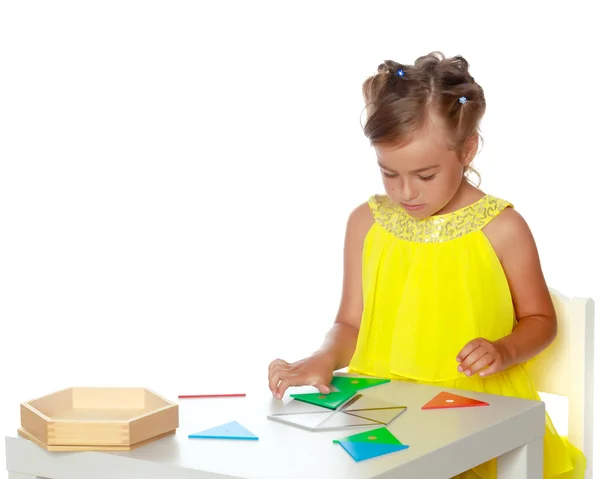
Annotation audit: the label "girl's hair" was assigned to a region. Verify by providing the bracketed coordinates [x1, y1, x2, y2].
[361, 51, 485, 184]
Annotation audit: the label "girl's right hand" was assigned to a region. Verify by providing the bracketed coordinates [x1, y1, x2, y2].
[268, 353, 336, 399]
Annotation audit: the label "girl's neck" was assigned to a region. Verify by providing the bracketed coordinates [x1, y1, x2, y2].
[434, 180, 485, 216]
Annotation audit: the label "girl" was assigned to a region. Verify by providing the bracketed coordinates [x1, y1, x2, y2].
[268, 52, 584, 478]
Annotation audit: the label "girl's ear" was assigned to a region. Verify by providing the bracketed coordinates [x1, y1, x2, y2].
[462, 133, 479, 166]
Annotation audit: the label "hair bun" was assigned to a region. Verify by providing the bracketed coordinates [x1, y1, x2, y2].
[377, 60, 406, 77]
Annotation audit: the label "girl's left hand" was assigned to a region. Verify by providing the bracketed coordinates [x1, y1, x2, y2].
[456, 338, 513, 377]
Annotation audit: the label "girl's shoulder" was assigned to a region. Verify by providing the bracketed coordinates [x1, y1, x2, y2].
[482, 202, 535, 263]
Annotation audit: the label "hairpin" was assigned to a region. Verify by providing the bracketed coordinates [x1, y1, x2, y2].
[396, 69, 405, 77]
[459, 96, 467, 104]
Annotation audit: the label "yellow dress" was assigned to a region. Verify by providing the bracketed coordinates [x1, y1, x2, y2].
[348, 194, 585, 479]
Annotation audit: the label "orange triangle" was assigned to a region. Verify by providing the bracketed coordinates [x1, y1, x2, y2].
[421, 391, 489, 410]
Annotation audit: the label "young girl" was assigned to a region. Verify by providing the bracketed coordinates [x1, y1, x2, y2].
[267, 52, 585, 478]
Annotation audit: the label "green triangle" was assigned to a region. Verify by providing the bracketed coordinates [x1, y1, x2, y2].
[333, 426, 402, 445]
[289, 390, 355, 410]
[330, 376, 390, 392]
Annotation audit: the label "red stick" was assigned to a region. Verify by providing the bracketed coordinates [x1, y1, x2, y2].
[178, 393, 246, 399]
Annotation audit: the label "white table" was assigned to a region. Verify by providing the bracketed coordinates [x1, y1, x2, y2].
[5, 378, 545, 478]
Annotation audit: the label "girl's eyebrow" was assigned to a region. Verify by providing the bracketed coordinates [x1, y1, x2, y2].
[411, 165, 440, 173]
[377, 161, 440, 174]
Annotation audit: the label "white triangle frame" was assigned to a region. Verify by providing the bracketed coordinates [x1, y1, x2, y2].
[267, 393, 407, 432]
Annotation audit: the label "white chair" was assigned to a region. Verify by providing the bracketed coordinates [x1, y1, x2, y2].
[526, 289, 595, 479]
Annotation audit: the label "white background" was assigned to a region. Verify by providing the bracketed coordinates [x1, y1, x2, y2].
[0, 0, 598, 476]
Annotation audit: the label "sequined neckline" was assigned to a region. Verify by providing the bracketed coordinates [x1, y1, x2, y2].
[368, 194, 513, 243]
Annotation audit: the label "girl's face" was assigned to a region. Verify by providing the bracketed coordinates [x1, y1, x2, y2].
[374, 122, 474, 219]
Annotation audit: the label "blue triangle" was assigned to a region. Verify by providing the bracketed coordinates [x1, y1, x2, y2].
[188, 420, 258, 440]
[338, 440, 408, 461]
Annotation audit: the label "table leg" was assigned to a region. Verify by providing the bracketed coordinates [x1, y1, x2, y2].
[8, 473, 50, 479]
[497, 437, 543, 479]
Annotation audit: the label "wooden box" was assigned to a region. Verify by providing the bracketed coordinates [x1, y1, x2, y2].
[19, 387, 179, 451]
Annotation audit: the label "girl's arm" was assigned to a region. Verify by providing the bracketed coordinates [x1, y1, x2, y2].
[490, 208, 557, 362]
[268, 202, 373, 397]
[315, 201, 374, 368]
[458, 208, 557, 376]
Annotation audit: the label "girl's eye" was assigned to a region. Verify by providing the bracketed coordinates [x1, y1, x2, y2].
[382, 171, 398, 178]
[418, 174, 436, 181]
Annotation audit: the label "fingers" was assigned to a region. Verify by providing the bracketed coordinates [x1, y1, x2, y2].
[275, 372, 306, 399]
[268, 360, 289, 396]
[457, 338, 505, 377]
[267, 357, 333, 399]
[457, 345, 484, 374]
[268, 359, 288, 376]
[456, 338, 482, 363]
[478, 360, 500, 377]
[268, 361, 302, 399]
[275, 378, 294, 399]
[313, 373, 333, 394]
[313, 382, 331, 395]
[276, 375, 330, 399]
[462, 353, 494, 377]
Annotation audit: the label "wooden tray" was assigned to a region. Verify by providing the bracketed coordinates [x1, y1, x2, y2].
[18, 427, 176, 451]
[20, 387, 179, 449]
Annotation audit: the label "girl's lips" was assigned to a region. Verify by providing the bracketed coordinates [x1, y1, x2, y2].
[401, 203, 425, 211]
